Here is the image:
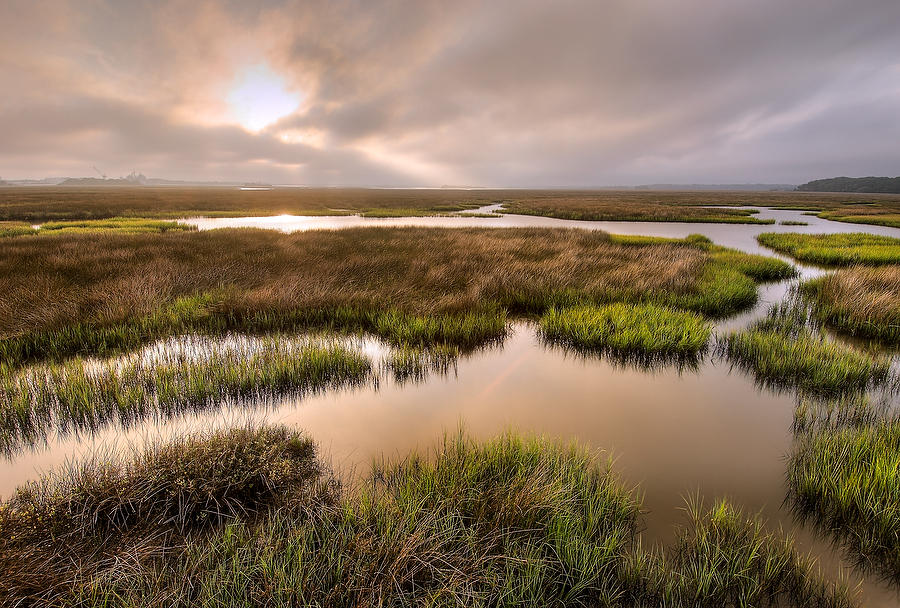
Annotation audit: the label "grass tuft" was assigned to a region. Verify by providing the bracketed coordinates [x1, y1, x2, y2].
[722, 299, 890, 394]
[540, 303, 711, 358]
[790, 420, 900, 579]
[0, 425, 328, 603]
[383, 344, 459, 383]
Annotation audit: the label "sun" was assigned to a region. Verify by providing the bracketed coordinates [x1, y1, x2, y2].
[227, 63, 301, 132]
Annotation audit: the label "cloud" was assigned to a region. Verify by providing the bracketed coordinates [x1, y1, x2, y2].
[1, 0, 899, 184]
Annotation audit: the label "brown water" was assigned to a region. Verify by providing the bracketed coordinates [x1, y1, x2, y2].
[6, 206, 900, 605]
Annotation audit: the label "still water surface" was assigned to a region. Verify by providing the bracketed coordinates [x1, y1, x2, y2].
[6, 205, 900, 605]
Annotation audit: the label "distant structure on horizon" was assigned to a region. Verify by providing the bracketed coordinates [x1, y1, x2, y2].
[796, 176, 900, 194]
[59, 171, 148, 186]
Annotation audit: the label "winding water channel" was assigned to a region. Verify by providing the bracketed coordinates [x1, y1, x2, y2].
[6, 205, 900, 605]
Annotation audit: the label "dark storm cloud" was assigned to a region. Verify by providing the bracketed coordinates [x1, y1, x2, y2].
[1, 0, 899, 185]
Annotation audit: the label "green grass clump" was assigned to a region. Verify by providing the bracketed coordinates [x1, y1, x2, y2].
[39, 217, 196, 234]
[541, 303, 711, 357]
[758, 232, 900, 266]
[790, 421, 900, 578]
[0, 338, 371, 452]
[659, 262, 759, 317]
[723, 297, 890, 394]
[780, 220, 809, 226]
[724, 328, 889, 394]
[0, 221, 37, 238]
[709, 249, 797, 281]
[384, 344, 459, 383]
[0, 425, 327, 603]
[371, 309, 506, 348]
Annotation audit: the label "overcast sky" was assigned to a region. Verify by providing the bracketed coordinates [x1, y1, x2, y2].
[2, 0, 899, 186]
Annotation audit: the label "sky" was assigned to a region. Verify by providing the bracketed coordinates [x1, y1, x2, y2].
[1, 0, 899, 187]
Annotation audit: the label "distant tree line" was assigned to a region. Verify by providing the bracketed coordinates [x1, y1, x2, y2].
[797, 176, 900, 193]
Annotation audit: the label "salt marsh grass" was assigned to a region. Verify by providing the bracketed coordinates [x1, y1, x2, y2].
[804, 266, 900, 344]
[383, 344, 459, 383]
[0, 337, 371, 452]
[3, 186, 895, 223]
[502, 199, 776, 224]
[724, 329, 889, 394]
[0, 425, 326, 602]
[0, 426, 857, 607]
[0, 227, 787, 368]
[540, 303, 711, 358]
[790, 421, 900, 579]
[0, 221, 37, 237]
[39, 217, 196, 234]
[652, 497, 854, 607]
[722, 298, 891, 394]
[758, 232, 900, 266]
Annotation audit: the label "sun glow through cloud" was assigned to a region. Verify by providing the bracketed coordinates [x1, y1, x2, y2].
[227, 63, 301, 132]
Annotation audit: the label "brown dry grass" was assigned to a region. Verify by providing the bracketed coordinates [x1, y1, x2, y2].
[0, 186, 496, 222]
[4, 186, 900, 223]
[499, 190, 900, 222]
[0, 227, 706, 339]
[805, 266, 900, 343]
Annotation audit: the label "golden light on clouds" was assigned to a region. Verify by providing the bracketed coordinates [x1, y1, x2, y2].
[226, 63, 301, 132]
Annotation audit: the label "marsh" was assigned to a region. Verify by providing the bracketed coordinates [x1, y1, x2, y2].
[3, 192, 900, 605]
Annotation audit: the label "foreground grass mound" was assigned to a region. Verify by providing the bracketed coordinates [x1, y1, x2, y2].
[790, 421, 900, 578]
[540, 303, 710, 358]
[758, 232, 900, 266]
[0, 426, 326, 603]
[0, 227, 788, 368]
[0, 427, 855, 607]
[804, 266, 900, 344]
[722, 301, 890, 394]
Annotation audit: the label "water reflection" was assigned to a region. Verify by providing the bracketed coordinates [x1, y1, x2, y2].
[538, 334, 706, 374]
[182, 203, 900, 259]
[1, 322, 899, 604]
